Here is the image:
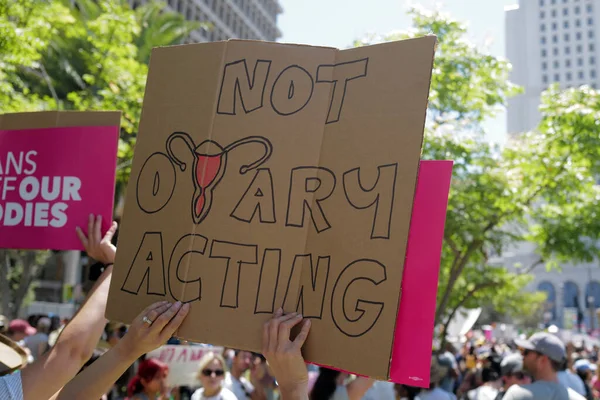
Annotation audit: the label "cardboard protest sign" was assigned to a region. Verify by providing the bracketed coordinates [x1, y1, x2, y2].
[107, 37, 437, 380]
[0, 111, 120, 250]
[146, 345, 223, 387]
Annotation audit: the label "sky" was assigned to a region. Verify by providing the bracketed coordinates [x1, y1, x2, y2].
[277, 0, 518, 144]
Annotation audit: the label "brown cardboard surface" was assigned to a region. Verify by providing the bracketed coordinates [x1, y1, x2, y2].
[106, 37, 436, 379]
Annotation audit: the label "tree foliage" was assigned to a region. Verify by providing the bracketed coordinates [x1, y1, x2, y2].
[359, 5, 600, 340]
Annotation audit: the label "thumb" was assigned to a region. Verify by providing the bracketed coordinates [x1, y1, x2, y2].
[292, 319, 311, 349]
[104, 221, 118, 241]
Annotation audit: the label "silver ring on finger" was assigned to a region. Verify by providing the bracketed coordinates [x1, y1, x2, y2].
[142, 316, 153, 326]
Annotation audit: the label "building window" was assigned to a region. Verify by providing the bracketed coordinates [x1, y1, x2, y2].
[579, 70, 584, 79]
[553, 47, 559, 56]
[578, 57, 584, 66]
[589, 17, 593, 25]
[554, 73, 560, 81]
[591, 56, 596, 65]
[542, 49, 547, 57]
[542, 61, 548, 70]
[564, 21, 569, 28]
[553, 35, 558, 43]
[577, 32, 582, 40]
[589, 31, 595, 39]
[587, 4, 593, 13]
[593, 83, 597, 89]
[554, 60, 559, 68]
[575, 6, 581, 14]
[566, 59, 571, 67]
[552, 9, 557, 17]
[541, 36, 546, 44]
[540, 0, 544, 5]
[577, 44, 583, 53]
[552, 22, 558, 30]
[563, 7, 568, 16]
[591, 43, 596, 51]
[566, 46, 571, 54]
[541, 23, 546, 32]
[564, 33, 570, 41]
[576, 19, 582, 27]
[567, 72, 572, 81]
[592, 70, 597, 78]
[543, 75, 548, 84]
[551, 0, 556, 4]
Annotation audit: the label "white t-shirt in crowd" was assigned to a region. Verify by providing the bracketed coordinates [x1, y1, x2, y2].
[191, 387, 238, 400]
[467, 384, 499, 400]
[502, 381, 585, 400]
[0, 371, 23, 400]
[223, 372, 254, 399]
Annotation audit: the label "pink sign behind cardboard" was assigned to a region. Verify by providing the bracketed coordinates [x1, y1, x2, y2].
[305, 160, 452, 385]
[0, 126, 119, 250]
[390, 160, 453, 387]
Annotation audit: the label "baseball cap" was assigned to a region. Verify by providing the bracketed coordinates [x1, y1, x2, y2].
[8, 320, 36, 336]
[514, 332, 566, 362]
[574, 359, 597, 372]
[500, 353, 524, 376]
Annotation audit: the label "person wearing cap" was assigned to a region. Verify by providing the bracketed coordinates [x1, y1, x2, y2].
[23, 316, 51, 361]
[502, 332, 585, 400]
[557, 358, 586, 396]
[495, 353, 530, 400]
[0, 215, 118, 400]
[572, 359, 594, 400]
[6, 320, 35, 343]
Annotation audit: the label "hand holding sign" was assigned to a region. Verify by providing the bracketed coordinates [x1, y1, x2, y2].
[76, 214, 117, 265]
[262, 308, 311, 399]
[118, 301, 190, 358]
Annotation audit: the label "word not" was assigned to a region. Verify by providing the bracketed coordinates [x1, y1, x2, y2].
[216, 58, 369, 124]
[137, 153, 397, 239]
[121, 232, 387, 338]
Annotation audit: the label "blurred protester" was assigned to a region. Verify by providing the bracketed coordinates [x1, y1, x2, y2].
[502, 332, 585, 399]
[495, 353, 530, 400]
[23, 316, 51, 361]
[127, 359, 170, 400]
[573, 359, 594, 400]
[414, 356, 457, 400]
[224, 350, 267, 399]
[464, 367, 499, 400]
[558, 359, 586, 396]
[191, 351, 236, 400]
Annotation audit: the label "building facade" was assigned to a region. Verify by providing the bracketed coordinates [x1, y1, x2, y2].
[506, 0, 599, 134]
[504, 0, 600, 329]
[132, 0, 283, 42]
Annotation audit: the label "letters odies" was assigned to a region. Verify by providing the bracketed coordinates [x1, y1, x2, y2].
[107, 37, 437, 380]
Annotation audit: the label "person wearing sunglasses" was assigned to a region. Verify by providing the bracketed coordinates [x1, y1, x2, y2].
[191, 352, 236, 400]
[501, 332, 585, 400]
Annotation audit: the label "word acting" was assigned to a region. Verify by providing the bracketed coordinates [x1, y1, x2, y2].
[0, 151, 82, 227]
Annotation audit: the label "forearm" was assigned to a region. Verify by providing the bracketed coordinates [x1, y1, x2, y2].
[53, 341, 138, 400]
[21, 266, 112, 400]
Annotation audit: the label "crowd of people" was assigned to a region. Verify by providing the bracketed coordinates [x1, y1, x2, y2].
[1, 216, 599, 400]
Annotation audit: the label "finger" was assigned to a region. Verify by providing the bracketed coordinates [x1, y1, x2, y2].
[137, 301, 170, 323]
[159, 303, 190, 342]
[76, 226, 89, 248]
[277, 314, 303, 348]
[262, 318, 270, 355]
[145, 302, 172, 325]
[292, 319, 311, 349]
[87, 214, 94, 243]
[153, 301, 183, 330]
[94, 215, 102, 244]
[104, 221, 118, 242]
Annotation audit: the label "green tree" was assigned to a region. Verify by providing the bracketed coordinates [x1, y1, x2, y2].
[360, 5, 600, 343]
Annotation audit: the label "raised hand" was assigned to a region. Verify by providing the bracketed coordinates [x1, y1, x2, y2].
[76, 214, 118, 264]
[262, 308, 311, 399]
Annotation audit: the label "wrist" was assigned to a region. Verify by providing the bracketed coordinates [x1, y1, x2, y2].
[114, 339, 142, 363]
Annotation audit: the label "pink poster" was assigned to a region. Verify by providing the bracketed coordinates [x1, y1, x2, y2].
[390, 160, 453, 387]
[0, 126, 119, 250]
